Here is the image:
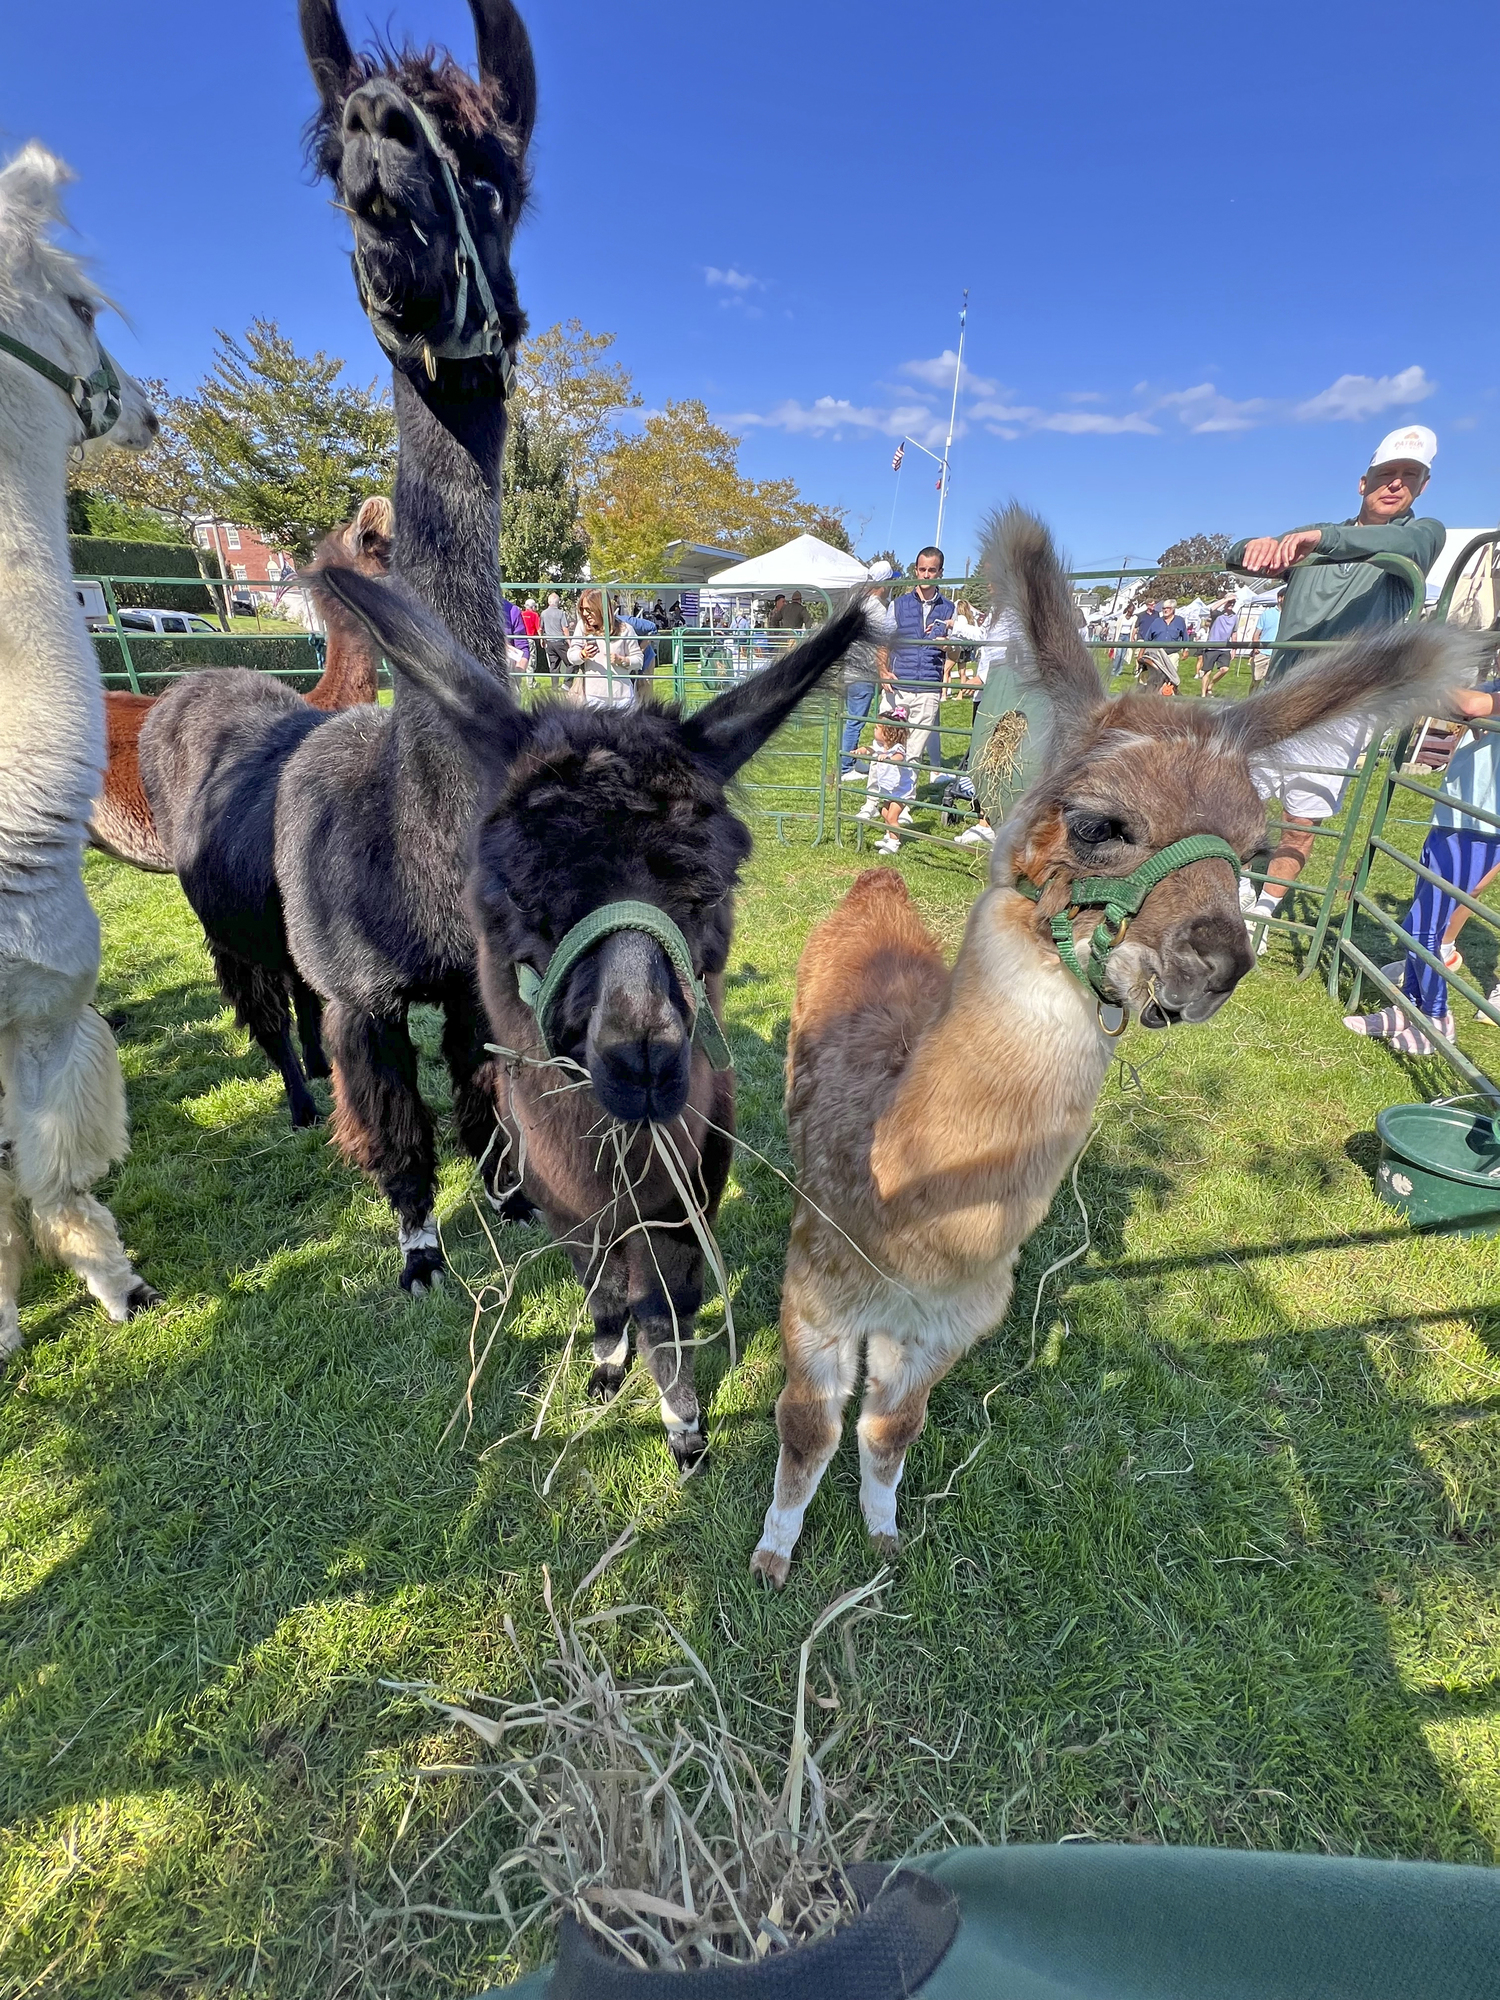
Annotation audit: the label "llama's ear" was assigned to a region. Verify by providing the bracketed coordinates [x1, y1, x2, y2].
[982, 504, 1105, 746]
[299, 0, 355, 117]
[309, 565, 527, 763]
[468, 0, 537, 152]
[351, 495, 394, 566]
[1218, 625, 1492, 758]
[681, 596, 877, 781]
[0, 143, 73, 234]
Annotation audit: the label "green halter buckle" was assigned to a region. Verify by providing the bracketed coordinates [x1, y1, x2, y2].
[351, 97, 515, 391]
[0, 327, 122, 439]
[1015, 833, 1243, 1005]
[513, 899, 734, 1075]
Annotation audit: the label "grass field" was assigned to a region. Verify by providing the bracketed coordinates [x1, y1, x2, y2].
[2, 790, 1498, 1998]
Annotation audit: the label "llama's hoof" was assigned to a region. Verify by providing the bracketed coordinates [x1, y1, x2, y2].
[750, 1546, 790, 1589]
[124, 1281, 163, 1318]
[490, 1183, 538, 1224]
[869, 1530, 900, 1560]
[401, 1249, 445, 1295]
[588, 1361, 628, 1401]
[102, 1008, 130, 1034]
[288, 1096, 322, 1130]
[667, 1424, 708, 1472]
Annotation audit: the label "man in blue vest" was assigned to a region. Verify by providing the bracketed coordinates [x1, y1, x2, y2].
[881, 545, 955, 777]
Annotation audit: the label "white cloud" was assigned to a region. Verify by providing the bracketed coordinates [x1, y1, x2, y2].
[704, 265, 761, 291]
[732, 396, 941, 442]
[1294, 365, 1435, 422]
[1035, 410, 1159, 436]
[1150, 383, 1268, 434]
[899, 350, 999, 398]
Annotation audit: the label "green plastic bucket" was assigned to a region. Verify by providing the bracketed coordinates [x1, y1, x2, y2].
[1374, 1101, 1500, 1236]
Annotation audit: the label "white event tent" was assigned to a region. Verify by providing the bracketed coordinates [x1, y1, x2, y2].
[704, 534, 874, 596]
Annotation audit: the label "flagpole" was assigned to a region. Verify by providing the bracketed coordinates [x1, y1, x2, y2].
[934, 289, 967, 549]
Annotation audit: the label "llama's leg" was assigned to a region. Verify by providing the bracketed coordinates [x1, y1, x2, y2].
[577, 1248, 632, 1400]
[325, 1001, 442, 1293]
[291, 974, 330, 1080]
[751, 1276, 860, 1587]
[207, 945, 318, 1128]
[0, 1128, 28, 1358]
[855, 1330, 950, 1557]
[439, 980, 506, 1201]
[1, 1003, 160, 1323]
[626, 1229, 708, 1469]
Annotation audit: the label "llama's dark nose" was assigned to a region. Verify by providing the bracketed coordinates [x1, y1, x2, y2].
[343, 79, 419, 153]
[1151, 912, 1255, 1025]
[585, 931, 693, 1125]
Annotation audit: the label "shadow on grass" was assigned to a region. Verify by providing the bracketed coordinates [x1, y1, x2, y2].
[2, 890, 1496, 1995]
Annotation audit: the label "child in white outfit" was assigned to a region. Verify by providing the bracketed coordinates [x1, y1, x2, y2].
[856, 710, 916, 854]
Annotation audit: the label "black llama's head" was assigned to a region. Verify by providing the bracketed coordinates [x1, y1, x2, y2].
[311, 568, 872, 1125]
[300, 0, 534, 378]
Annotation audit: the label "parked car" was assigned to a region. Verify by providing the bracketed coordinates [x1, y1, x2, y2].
[113, 608, 222, 636]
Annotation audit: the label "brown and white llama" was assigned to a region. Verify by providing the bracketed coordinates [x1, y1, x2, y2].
[88, 497, 393, 873]
[751, 505, 1482, 1585]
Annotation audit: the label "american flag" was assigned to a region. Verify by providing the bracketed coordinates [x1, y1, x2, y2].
[891, 441, 904, 472]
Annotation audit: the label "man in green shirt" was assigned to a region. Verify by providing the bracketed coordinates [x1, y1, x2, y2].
[1228, 424, 1444, 939]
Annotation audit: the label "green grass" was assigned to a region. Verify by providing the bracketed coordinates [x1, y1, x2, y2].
[2, 811, 1498, 1998]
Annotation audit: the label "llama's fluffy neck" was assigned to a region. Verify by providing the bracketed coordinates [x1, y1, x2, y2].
[0, 393, 105, 880]
[869, 885, 1114, 1287]
[390, 366, 510, 679]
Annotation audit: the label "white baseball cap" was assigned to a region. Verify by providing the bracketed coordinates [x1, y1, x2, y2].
[1369, 424, 1436, 472]
[866, 558, 895, 582]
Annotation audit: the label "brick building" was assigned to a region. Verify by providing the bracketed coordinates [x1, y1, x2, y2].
[192, 520, 294, 588]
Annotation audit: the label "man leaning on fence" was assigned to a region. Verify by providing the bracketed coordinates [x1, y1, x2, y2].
[1229, 424, 1445, 950]
[882, 546, 954, 776]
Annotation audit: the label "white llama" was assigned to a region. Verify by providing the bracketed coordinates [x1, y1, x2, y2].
[0, 144, 161, 1356]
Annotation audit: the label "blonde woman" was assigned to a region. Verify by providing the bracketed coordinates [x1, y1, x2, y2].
[567, 589, 643, 709]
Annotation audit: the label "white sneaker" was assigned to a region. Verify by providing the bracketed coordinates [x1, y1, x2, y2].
[854, 798, 879, 820]
[897, 807, 914, 824]
[875, 833, 901, 856]
[954, 825, 994, 847]
[1238, 876, 1258, 912]
[1482, 979, 1500, 1021]
[840, 766, 865, 782]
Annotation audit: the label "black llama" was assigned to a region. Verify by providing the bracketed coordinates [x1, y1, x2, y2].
[310, 564, 873, 1463]
[137, 503, 394, 1127]
[270, 0, 536, 1286]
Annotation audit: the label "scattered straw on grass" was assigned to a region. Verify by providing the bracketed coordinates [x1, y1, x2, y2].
[369, 1565, 890, 1973]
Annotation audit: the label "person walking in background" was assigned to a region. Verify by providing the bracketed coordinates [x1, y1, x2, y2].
[883, 545, 954, 778]
[567, 589, 643, 709]
[1199, 595, 1237, 695]
[1231, 425, 1445, 948]
[766, 593, 789, 629]
[839, 561, 897, 778]
[1344, 679, 1500, 1054]
[521, 596, 541, 675]
[538, 590, 570, 688]
[625, 604, 658, 686]
[1251, 589, 1283, 683]
[785, 591, 809, 630]
[1135, 596, 1187, 695]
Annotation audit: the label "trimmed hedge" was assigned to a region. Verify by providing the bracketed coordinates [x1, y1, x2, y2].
[70, 537, 219, 613]
[94, 633, 323, 694]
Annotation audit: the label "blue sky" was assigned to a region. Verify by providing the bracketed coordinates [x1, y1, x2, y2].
[5, 0, 1494, 573]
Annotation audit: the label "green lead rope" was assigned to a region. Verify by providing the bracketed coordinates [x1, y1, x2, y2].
[513, 900, 734, 1073]
[1014, 834, 1243, 1004]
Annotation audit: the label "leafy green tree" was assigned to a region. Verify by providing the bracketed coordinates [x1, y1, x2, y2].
[1148, 532, 1233, 602]
[179, 321, 396, 562]
[67, 377, 209, 542]
[510, 319, 641, 500]
[501, 410, 586, 586]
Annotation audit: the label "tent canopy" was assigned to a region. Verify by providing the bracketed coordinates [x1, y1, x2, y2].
[704, 534, 872, 592]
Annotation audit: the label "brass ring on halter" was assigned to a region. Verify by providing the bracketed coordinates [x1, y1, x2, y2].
[1097, 1001, 1129, 1038]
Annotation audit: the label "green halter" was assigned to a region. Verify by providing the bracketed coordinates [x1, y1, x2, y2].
[350, 96, 515, 391]
[1014, 834, 1243, 1006]
[0, 326, 121, 439]
[513, 900, 734, 1073]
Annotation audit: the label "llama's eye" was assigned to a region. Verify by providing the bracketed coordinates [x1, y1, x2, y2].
[473, 178, 501, 212]
[68, 296, 96, 327]
[1067, 813, 1127, 847]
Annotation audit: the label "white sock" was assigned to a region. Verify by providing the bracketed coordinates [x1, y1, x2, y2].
[1249, 891, 1280, 922]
